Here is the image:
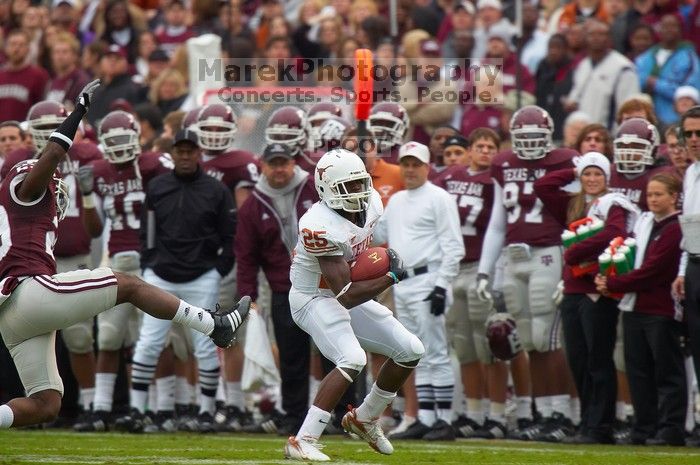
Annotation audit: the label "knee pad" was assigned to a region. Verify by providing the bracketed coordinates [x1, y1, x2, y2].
[62, 324, 94, 354]
[530, 311, 561, 353]
[393, 333, 425, 365]
[97, 321, 126, 351]
[337, 347, 367, 374]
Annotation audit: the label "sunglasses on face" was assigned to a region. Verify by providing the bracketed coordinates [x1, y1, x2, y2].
[683, 130, 700, 139]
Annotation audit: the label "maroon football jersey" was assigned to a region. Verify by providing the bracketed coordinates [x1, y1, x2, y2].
[434, 166, 494, 263]
[492, 148, 576, 246]
[92, 152, 172, 256]
[0, 65, 50, 121]
[1, 142, 104, 257]
[0, 161, 58, 279]
[46, 68, 91, 107]
[202, 149, 259, 191]
[609, 165, 673, 211]
[155, 27, 194, 57]
[295, 150, 321, 174]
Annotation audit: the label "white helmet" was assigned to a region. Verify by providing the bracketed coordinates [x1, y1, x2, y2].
[315, 149, 373, 213]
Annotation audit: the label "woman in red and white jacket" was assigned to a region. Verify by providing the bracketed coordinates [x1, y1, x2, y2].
[595, 173, 686, 446]
[534, 152, 639, 444]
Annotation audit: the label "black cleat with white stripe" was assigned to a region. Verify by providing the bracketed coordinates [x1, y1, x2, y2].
[209, 296, 251, 348]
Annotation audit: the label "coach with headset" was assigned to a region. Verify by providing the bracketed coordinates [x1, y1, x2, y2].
[673, 106, 700, 410]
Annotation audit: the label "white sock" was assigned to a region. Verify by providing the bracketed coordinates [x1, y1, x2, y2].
[148, 383, 157, 412]
[193, 382, 200, 405]
[296, 405, 332, 440]
[515, 396, 532, 420]
[93, 373, 117, 412]
[216, 376, 226, 403]
[80, 387, 95, 411]
[130, 389, 149, 414]
[481, 398, 491, 417]
[624, 403, 634, 419]
[535, 396, 553, 419]
[393, 395, 405, 413]
[356, 383, 396, 422]
[570, 397, 581, 425]
[489, 402, 506, 425]
[466, 398, 484, 425]
[0, 405, 14, 429]
[418, 409, 436, 427]
[156, 375, 176, 412]
[172, 300, 214, 335]
[199, 395, 216, 415]
[309, 376, 320, 405]
[551, 394, 571, 418]
[175, 377, 191, 406]
[616, 401, 626, 421]
[225, 381, 245, 408]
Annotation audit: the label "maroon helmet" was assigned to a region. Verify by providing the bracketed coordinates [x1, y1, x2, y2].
[485, 312, 523, 361]
[317, 116, 352, 151]
[182, 106, 202, 130]
[309, 102, 344, 149]
[195, 103, 237, 151]
[368, 102, 409, 151]
[99, 110, 141, 164]
[27, 101, 68, 152]
[613, 117, 659, 174]
[509, 105, 554, 160]
[265, 106, 310, 156]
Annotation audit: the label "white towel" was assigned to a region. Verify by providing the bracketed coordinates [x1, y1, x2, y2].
[241, 309, 281, 392]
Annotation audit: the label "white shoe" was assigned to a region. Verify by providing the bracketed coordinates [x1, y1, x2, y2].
[341, 409, 394, 455]
[388, 415, 416, 438]
[284, 436, 330, 462]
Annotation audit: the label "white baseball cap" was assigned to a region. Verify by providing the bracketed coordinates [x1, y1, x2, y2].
[674, 85, 700, 103]
[477, 0, 502, 10]
[398, 142, 430, 164]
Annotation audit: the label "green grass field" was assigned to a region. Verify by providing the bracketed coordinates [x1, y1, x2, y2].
[1, 431, 700, 465]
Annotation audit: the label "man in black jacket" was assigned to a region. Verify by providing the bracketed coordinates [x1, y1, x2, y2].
[127, 129, 238, 432]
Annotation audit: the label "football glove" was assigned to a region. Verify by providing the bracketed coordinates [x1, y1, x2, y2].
[424, 286, 447, 316]
[476, 273, 493, 303]
[77, 79, 101, 110]
[77, 165, 94, 195]
[386, 248, 407, 282]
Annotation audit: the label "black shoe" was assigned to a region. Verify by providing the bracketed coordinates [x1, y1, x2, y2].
[74, 410, 110, 432]
[423, 420, 456, 441]
[209, 296, 251, 349]
[535, 412, 575, 442]
[563, 433, 615, 445]
[144, 411, 177, 433]
[646, 428, 686, 446]
[452, 415, 482, 438]
[389, 420, 431, 439]
[613, 416, 633, 444]
[192, 412, 216, 433]
[473, 419, 507, 439]
[114, 408, 150, 433]
[216, 406, 253, 432]
[242, 410, 285, 434]
[509, 417, 544, 441]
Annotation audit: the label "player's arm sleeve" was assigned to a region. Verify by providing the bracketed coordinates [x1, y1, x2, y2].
[215, 184, 236, 277]
[478, 181, 506, 276]
[435, 191, 465, 288]
[234, 197, 261, 301]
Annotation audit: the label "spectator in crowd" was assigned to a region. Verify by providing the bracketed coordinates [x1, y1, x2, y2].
[149, 68, 189, 116]
[554, 0, 609, 32]
[563, 111, 593, 149]
[154, 0, 193, 57]
[375, 141, 464, 440]
[428, 125, 459, 178]
[139, 49, 171, 90]
[564, 22, 587, 60]
[440, 1, 476, 59]
[0, 29, 50, 121]
[472, 0, 516, 60]
[636, 14, 700, 128]
[535, 151, 639, 445]
[615, 96, 658, 126]
[348, 0, 378, 37]
[357, 15, 390, 51]
[626, 23, 655, 61]
[81, 41, 107, 79]
[673, 87, 700, 123]
[441, 135, 470, 168]
[597, 173, 686, 446]
[688, 1, 700, 54]
[87, 45, 144, 126]
[96, 0, 145, 64]
[664, 125, 688, 179]
[46, 32, 91, 108]
[518, 2, 549, 76]
[50, 0, 82, 36]
[0, 121, 25, 169]
[162, 110, 186, 140]
[565, 19, 639, 131]
[134, 103, 163, 152]
[576, 124, 613, 159]
[536, 34, 576, 143]
[21, 5, 45, 66]
[134, 31, 159, 82]
[611, 0, 655, 54]
[235, 143, 318, 435]
[485, 25, 536, 95]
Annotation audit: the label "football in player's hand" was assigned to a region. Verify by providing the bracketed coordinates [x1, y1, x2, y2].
[350, 247, 391, 281]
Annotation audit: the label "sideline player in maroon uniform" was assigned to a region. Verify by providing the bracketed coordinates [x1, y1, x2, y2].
[265, 106, 317, 173]
[308, 102, 344, 151]
[609, 118, 673, 211]
[1, 100, 104, 417]
[434, 128, 516, 439]
[195, 103, 260, 430]
[74, 110, 177, 431]
[0, 80, 249, 430]
[476, 106, 578, 441]
[369, 102, 410, 164]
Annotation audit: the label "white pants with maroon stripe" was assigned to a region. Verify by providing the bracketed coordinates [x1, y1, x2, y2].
[0, 268, 118, 396]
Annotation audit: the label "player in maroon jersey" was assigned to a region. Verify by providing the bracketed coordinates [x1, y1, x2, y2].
[265, 106, 317, 173]
[369, 102, 410, 164]
[476, 105, 578, 441]
[609, 118, 673, 212]
[195, 102, 260, 430]
[0, 80, 249, 431]
[73, 110, 178, 431]
[308, 102, 344, 151]
[1, 101, 105, 418]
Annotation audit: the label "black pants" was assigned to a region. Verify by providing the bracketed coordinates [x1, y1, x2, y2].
[560, 294, 618, 439]
[271, 291, 310, 425]
[685, 260, 700, 388]
[623, 312, 687, 441]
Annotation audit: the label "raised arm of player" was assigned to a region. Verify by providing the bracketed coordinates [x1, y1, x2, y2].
[17, 80, 101, 204]
[318, 249, 405, 309]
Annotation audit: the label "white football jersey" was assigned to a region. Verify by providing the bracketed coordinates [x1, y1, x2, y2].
[290, 190, 383, 297]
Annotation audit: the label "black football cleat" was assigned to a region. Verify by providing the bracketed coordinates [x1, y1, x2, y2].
[209, 296, 251, 348]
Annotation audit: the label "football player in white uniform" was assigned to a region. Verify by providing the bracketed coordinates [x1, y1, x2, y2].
[284, 149, 425, 461]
